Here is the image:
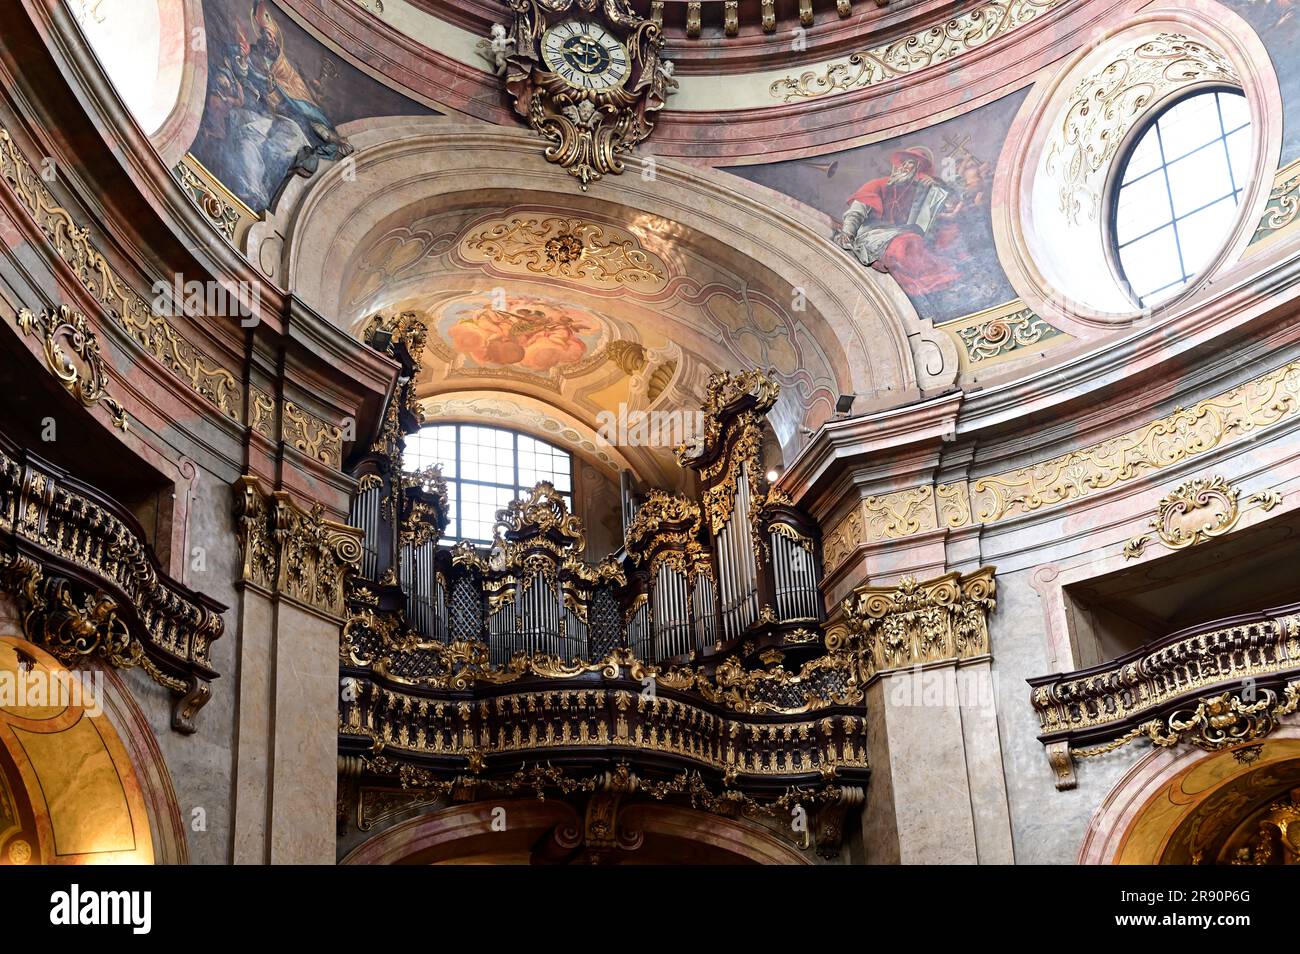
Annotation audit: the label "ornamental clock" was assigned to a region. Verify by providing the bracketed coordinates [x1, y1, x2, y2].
[540, 20, 630, 91]
[485, 0, 677, 188]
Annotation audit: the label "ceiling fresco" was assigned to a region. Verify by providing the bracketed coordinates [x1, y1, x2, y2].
[728, 88, 1030, 327]
[343, 204, 846, 482]
[190, 0, 435, 213]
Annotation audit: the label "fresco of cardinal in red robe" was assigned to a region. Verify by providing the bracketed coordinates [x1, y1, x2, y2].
[835, 146, 965, 297]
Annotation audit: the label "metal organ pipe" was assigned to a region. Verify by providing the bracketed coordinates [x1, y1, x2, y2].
[348, 484, 381, 580]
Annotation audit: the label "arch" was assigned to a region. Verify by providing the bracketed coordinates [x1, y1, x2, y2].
[1079, 722, 1300, 864]
[339, 798, 811, 865]
[262, 124, 958, 461]
[0, 633, 186, 865]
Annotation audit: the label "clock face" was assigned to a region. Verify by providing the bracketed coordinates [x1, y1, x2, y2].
[540, 20, 630, 91]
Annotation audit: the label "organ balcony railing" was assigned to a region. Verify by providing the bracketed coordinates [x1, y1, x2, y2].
[1028, 603, 1300, 790]
[0, 428, 225, 732]
[337, 315, 867, 854]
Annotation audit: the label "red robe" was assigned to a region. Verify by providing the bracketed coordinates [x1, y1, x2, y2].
[850, 176, 963, 296]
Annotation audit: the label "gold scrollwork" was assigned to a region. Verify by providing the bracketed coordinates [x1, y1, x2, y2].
[499, 2, 677, 187]
[234, 475, 363, 618]
[461, 214, 668, 291]
[1123, 476, 1282, 559]
[769, 0, 1066, 102]
[0, 127, 241, 419]
[16, 305, 128, 429]
[954, 305, 1065, 365]
[1045, 34, 1237, 224]
[283, 402, 344, 469]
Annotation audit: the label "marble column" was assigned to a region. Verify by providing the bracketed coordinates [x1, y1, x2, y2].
[861, 659, 1015, 864]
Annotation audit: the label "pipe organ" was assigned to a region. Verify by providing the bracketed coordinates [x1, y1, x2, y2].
[345, 336, 827, 678]
[338, 337, 863, 853]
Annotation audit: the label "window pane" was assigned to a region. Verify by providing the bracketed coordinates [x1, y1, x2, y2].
[404, 423, 575, 544]
[1218, 91, 1250, 134]
[1115, 169, 1171, 245]
[1175, 196, 1239, 277]
[1119, 224, 1183, 299]
[1155, 94, 1220, 162]
[1121, 131, 1162, 184]
[1114, 91, 1252, 305]
[1165, 144, 1232, 218]
[1225, 127, 1251, 186]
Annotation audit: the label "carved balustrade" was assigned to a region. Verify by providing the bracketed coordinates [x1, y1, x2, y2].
[0, 430, 225, 731]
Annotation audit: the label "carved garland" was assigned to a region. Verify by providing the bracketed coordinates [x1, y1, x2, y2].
[0, 127, 240, 419]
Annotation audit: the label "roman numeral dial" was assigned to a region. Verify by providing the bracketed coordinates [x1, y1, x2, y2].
[540, 20, 631, 92]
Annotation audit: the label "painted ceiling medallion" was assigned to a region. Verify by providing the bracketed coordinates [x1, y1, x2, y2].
[491, 0, 677, 188]
[459, 213, 669, 291]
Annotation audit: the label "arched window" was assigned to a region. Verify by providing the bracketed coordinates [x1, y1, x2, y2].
[404, 425, 573, 543]
[1111, 89, 1253, 307]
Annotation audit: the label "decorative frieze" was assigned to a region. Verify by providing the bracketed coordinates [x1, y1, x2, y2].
[841, 567, 996, 679]
[820, 357, 1300, 568]
[1249, 156, 1300, 248]
[282, 402, 344, 468]
[459, 214, 668, 292]
[234, 475, 362, 618]
[0, 127, 241, 420]
[769, 0, 1067, 102]
[171, 156, 248, 246]
[863, 486, 937, 540]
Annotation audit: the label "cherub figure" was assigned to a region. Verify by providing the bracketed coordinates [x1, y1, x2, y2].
[480, 23, 514, 76]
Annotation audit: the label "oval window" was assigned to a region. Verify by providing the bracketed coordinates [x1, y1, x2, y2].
[1111, 89, 1253, 307]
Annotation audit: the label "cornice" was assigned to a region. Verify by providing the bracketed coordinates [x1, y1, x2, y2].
[405, 0, 991, 75]
[273, 0, 1118, 160]
[782, 390, 963, 504]
[955, 244, 1300, 463]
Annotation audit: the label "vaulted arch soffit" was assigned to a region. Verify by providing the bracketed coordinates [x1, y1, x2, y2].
[272, 126, 957, 470]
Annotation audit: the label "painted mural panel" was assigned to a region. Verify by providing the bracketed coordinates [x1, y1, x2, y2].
[440, 294, 605, 375]
[1222, 0, 1300, 164]
[729, 89, 1029, 325]
[192, 0, 434, 212]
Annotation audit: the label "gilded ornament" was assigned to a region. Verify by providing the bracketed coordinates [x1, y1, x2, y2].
[954, 305, 1065, 364]
[842, 567, 997, 679]
[497, 1, 677, 188]
[461, 214, 668, 290]
[1124, 477, 1282, 559]
[0, 127, 241, 419]
[770, 0, 1066, 102]
[1045, 34, 1237, 223]
[16, 305, 128, 429]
